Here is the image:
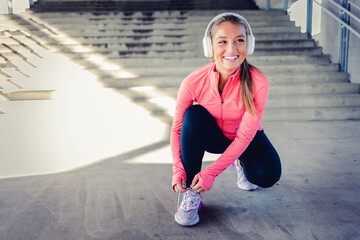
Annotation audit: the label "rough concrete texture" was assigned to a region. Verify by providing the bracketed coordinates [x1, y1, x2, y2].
[0, 119, 359, 240]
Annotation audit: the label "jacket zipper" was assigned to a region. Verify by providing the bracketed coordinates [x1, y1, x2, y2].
[220, 97, 224, 130]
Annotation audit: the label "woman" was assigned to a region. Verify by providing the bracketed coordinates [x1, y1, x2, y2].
[171, 13, 281, 226]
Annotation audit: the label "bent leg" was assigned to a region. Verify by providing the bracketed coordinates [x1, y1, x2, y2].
[239, 130, 281, 188]
[181, 105, 231, 187]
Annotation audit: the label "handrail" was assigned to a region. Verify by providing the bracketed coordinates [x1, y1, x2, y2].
[330, 0, 360, 24]
[307, 0, 360, 72]
[349, 1, 360, 11]
[310, 0, 360, 39]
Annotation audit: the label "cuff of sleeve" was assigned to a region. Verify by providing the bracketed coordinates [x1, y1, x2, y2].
[172, 172, 186, 192]
[197, 171, 216, 191]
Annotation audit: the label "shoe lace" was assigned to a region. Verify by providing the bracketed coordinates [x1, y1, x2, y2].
[177, 186, 200, 211]
[177, 185, 183, 210]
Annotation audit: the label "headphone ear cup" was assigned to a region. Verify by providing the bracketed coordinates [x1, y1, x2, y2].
[247, 35, 255, 56]
[202, 36, 213, 58]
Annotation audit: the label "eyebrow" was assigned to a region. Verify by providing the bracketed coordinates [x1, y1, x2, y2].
[215, 35, 246, 40]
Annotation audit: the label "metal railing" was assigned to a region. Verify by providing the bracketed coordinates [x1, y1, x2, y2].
[255, 0, 360, 73]
[307, 0, 360, 72]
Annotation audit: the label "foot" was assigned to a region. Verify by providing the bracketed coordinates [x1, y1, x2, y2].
[174, 188, 203, 226]
[233, 160, 258, 191]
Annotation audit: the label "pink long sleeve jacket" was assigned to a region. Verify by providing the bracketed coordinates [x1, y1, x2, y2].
[171, 62, 269, 191]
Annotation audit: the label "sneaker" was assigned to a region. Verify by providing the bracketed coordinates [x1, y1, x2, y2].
[174, 188, 203, 226]
[232, 160, 258, 191]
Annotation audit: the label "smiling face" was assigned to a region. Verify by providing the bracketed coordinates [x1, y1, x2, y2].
[211, 22, 247, 77]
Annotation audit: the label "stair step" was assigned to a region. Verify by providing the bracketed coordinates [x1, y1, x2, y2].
[25, 39, 315, 53]
[26, 21, 295, 30]
[41, 47, 323, 58]
[263, 106, 360, 121]
[27, 17, 293, 26]
[25, 9, 286, 18]
[88, 63, 338, 78]
[100, 71, 351, 89]
[76, 55, 331, 69]
[269, 82, 360, 95]
[27, 32, 309, 42]
[30, 25, 302, 34]
[31, 32, 307, 45]
[0, 90, 54, 101]
[267, 94, 360, 108]
[25, 9, 289, 16]
[122, 87, 360, 108]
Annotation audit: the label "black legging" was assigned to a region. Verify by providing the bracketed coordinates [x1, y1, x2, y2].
[181, 105, 281, 188]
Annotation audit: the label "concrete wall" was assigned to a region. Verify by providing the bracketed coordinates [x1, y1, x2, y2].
[314, 0, 360, 83]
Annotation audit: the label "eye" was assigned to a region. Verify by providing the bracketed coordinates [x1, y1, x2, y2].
[237, 39, 245, 43]
[218, 40, 226, 44]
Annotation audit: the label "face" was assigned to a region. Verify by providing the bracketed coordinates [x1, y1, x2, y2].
[211, 22, 247, 76]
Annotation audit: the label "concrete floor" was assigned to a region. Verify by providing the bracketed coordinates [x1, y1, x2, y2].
[0, 118, 359, 240]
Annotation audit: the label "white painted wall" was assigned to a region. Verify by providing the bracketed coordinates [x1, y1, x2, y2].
[0, 0, 9, 13]
[0, 0, 31, 13]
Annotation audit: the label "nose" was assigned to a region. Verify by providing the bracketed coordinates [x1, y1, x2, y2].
[226, 41, 237, 54]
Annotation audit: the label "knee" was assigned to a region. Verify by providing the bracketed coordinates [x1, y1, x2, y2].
[247, 162, 282, 188]
[183, 105, 209, 123]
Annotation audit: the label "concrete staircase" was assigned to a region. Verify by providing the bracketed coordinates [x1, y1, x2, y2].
[0, 1, 359, 121]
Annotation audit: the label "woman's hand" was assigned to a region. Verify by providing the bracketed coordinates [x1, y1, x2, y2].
[174, 179, 187, 193]
[191, 174, 206, 193]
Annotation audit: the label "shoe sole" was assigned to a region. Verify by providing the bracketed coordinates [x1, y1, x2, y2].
[174, 201, 203, 227]
[174, 213, 200, 227]
[236, 181, 258, 191]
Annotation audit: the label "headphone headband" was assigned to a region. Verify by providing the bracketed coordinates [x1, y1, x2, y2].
[202, 12, 255, 58]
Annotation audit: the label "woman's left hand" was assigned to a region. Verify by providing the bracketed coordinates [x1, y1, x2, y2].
[190, 174, 206, 193]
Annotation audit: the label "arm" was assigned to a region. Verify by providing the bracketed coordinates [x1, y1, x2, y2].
[171, 77, 195, 191]
[196, 76, 269, 191]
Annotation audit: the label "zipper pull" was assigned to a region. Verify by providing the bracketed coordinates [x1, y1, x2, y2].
[221, 99, 224, 103]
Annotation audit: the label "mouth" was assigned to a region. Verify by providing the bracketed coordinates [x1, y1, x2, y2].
[223, 55, 239, 61]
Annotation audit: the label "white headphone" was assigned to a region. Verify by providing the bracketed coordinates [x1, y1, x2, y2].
[202, 12, 255, 58]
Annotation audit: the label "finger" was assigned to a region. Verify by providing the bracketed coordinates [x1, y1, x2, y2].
[181, 179, 186, 188]
[192, 183, 205, 193]
[174, 184, 180, 193]
[190, 174, 199, 188]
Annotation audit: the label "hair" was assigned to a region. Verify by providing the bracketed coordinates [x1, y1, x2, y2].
[209, 15, 257, 118]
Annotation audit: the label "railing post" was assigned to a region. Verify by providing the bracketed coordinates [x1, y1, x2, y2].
[306, 0, 313, 38]
[283, 0, 288, 11]
[7, 0, 13, 13]
[339, 0, 350, 72]
[266, 0, 270, 10]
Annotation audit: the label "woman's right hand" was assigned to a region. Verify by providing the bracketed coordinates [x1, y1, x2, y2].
[174, 179, 187, 193]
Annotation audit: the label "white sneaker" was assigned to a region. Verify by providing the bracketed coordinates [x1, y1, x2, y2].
[232, 160, 258, 191]
[174, 188, 203, 226]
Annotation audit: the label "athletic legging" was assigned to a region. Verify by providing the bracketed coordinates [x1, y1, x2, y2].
[181, 105, 281, 188]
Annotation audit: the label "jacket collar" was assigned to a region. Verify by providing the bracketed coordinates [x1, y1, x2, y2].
[209, 61, 241, 90]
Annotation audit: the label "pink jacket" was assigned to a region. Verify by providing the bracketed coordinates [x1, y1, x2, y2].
[171, 62, 269, 191]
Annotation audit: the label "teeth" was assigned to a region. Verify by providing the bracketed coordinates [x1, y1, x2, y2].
[224, 56, 238, 60]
